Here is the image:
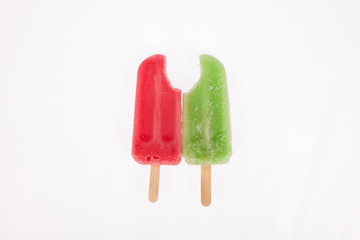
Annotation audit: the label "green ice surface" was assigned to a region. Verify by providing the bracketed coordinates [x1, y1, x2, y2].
[183, 54, 232, 165]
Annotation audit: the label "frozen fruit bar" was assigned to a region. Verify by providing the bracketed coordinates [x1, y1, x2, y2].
[183, 54, 232, 165]
[132, 54, 182, 165]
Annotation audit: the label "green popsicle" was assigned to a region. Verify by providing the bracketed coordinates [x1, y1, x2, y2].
[183, 54, 232, 206]
[183, 54, 232, 165]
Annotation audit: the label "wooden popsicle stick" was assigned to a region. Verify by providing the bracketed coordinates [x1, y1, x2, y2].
[149, 165, 160, 202]
[201, 165, 211, 207]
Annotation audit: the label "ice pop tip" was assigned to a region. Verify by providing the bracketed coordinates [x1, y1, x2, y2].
[199, 54, 226, 78]
[199, 54, 224, 65]
[137, 54, 181, 94]
[138, 54, 166, 71]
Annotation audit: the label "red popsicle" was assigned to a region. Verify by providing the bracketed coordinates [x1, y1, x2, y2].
[132, 54, 182, 202]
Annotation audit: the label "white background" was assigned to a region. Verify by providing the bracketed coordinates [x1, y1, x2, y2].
[1, 0, 360, 239]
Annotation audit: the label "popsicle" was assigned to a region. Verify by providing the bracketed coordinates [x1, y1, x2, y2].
[132, 54, 182, 202]
[182, 54, 232, 206]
